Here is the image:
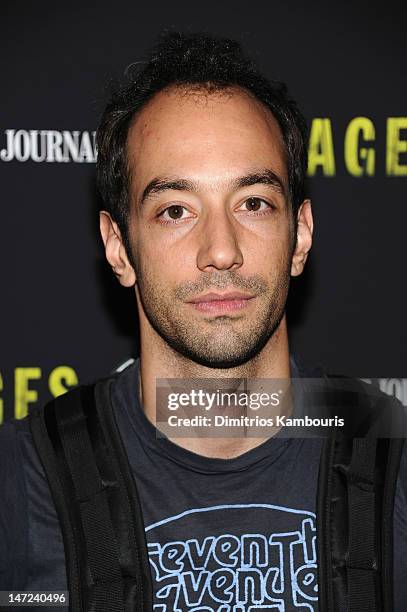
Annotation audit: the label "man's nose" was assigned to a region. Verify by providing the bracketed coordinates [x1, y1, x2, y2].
[196, 209, 244, 272]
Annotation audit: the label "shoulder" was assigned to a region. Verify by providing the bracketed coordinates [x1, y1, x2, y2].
[328, 374, 407, 435]
[294, 355, 407, 435]
[28, 364, 128, 425]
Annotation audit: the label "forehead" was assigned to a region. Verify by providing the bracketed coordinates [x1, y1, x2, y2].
[126, 85, 288, 192]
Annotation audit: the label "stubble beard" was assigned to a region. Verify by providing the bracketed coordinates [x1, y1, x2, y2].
[132, 254, 292, 369]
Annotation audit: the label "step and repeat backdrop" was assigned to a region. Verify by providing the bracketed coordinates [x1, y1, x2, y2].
[1, 1, 406, 422]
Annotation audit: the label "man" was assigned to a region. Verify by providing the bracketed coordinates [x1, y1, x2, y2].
[1, 32, 406, 612]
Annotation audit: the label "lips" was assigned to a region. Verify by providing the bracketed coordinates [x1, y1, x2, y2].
[186, 291, 255, 313]
[187, 291, 255, 303]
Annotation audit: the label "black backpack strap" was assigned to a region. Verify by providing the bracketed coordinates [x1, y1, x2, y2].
[29, 390, 85, 611]
[29, 378, 153, 612]
[317, 378, 406, 612]
[346, 437, 379, 611]
[381, 437, 405, 610]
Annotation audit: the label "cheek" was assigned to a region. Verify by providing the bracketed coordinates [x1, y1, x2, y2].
[246, 228, 290, 265]
[255, 245, 292, 287]
[136, 241, 185, 293]
[140, 230, 196, 275]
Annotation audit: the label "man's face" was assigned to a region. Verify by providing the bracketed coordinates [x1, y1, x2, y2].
[124, 86, 300, 368]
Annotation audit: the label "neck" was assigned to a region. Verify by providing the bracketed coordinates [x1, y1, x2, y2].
[137, 314, 291, 459]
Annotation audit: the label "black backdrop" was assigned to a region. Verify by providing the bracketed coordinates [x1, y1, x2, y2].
[1, 0, 406, 423]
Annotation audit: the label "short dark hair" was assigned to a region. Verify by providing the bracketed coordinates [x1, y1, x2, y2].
[96, 31, 308, 252]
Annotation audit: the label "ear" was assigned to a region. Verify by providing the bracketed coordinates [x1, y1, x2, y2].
[99, 211, 136, 287]
[291, 199, 313, 277]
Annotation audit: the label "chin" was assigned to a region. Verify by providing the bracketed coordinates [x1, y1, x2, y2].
[169, 336, 272, 370]
[186, 353, 251, 369]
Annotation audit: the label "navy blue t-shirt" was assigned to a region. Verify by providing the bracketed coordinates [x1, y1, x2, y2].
[1, 359, 407, 611]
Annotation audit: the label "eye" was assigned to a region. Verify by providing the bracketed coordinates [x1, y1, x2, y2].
[239, 197, 273, 213]
[157, 204, 194, 224]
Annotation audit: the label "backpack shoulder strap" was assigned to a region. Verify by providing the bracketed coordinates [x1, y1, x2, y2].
[29, 376, 153, 612]
[316, 377, 406, 612]
[381, 436, 405, 610]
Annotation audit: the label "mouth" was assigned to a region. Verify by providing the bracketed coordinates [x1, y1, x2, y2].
[186, 291, 256, 314]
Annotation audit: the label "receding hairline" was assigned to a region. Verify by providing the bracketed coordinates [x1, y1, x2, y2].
[127, 81, 283, 128]
[124, 82, 288, 182]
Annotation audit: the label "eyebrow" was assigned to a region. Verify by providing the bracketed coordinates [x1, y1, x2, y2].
[140, 168, 287, 205]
